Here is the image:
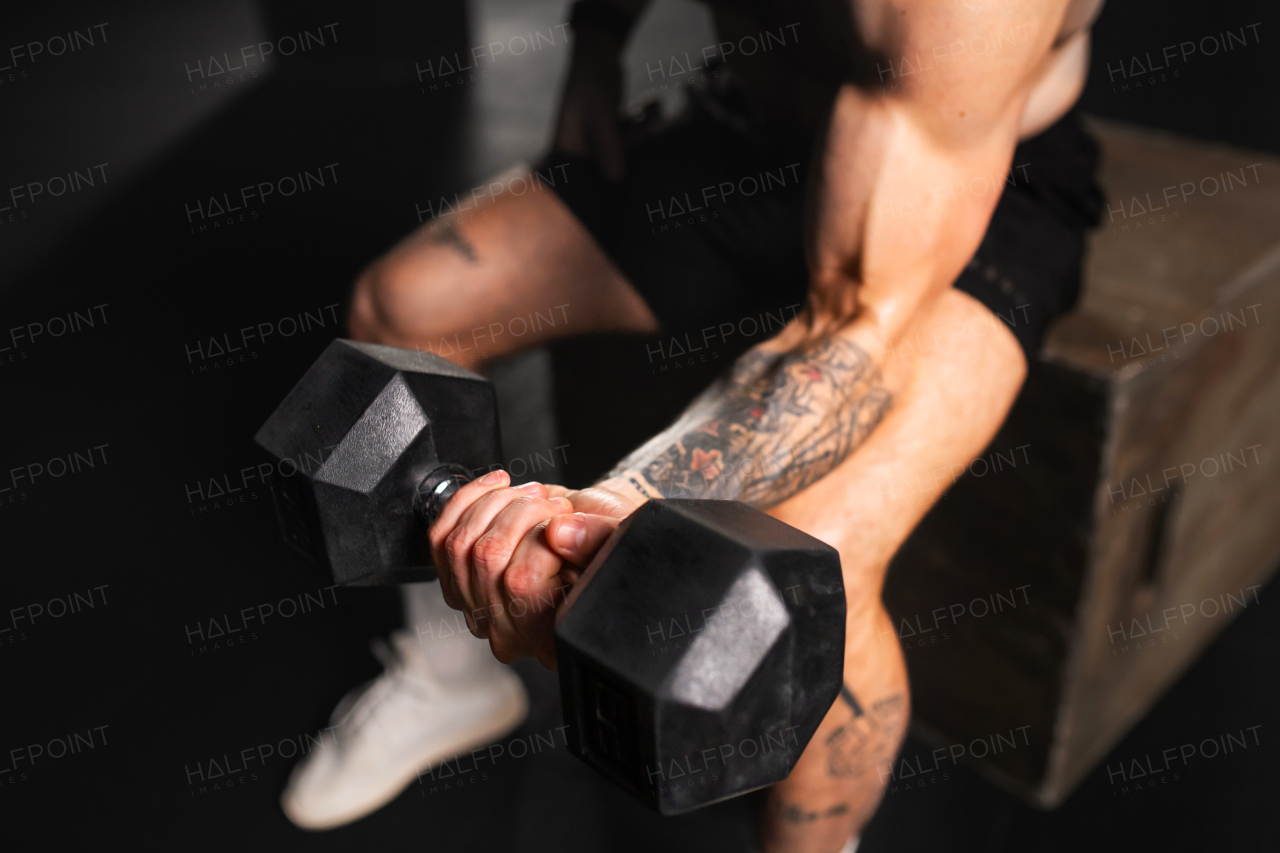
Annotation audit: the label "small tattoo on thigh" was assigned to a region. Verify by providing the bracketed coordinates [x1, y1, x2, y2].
[426, 222, 478, 263]
[826, 687, 906, 778]
[777, 800, 850, 824]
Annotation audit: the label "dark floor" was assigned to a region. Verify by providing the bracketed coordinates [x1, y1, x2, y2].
[1, 0, 1277, 850]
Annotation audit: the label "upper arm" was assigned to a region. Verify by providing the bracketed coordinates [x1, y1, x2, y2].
[853, 0, 1072, 140]
[803, 0, 1075, 343]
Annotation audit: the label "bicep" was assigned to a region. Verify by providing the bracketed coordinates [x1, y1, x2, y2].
[805, 0, 1073, 342]
[852, 0, 1071, 136]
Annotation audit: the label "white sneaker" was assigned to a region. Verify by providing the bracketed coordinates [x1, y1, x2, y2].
[281, 631, 528, 829]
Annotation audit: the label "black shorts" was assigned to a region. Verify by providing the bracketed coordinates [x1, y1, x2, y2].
[541, 84, 1103, 360]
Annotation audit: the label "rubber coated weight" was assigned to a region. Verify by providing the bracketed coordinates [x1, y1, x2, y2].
[556, 500, 846, 814]
[254, 339, 502, 586]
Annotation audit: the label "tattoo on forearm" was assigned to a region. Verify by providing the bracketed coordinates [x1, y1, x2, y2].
[826, 690, 906, 780]
[607, 337, 892, 507]
[426, 221, 478, 263]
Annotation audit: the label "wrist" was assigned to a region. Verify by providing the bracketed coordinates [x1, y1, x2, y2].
[594, 473, 660, 506]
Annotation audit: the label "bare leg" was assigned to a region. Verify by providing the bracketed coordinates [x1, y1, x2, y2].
[281, 168, 660, 831]
[759, 289, 1028, 853]
[350, 165, 659, 728]
[348, 166, 657, 368]
[351, 165, 659, 774]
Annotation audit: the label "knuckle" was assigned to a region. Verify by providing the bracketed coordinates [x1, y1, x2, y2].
[361, 267, 417, 340]
[504, 569, 535, 599]
[505, 553, 557, 601]
[444, 528, 472, 563]
[472, 535, 513, 574]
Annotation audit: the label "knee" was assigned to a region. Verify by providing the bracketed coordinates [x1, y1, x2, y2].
[939, 289, 1028, 389]
[347, 267, 385, 343]
[347, 259, 435, 346]
[911, 290, 1027, 425]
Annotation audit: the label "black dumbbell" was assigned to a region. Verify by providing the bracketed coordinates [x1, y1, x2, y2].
[255, 339, 846, 814]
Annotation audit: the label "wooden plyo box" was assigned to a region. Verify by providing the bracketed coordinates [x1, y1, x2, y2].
[882, 118, 1280, 807]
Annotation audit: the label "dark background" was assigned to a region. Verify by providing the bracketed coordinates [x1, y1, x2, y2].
[0, 0, 1275, 850]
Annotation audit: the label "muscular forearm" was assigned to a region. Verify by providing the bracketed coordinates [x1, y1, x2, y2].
[602, 2, 1065, 508]
[604, 319, 897, 508]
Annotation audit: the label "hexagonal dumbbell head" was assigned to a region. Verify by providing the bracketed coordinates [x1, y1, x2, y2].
[555, 500, 846, 814]
[254, 339, 501, 586]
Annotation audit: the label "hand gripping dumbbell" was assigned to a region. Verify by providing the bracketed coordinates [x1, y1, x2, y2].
[255, 339, 846, 814]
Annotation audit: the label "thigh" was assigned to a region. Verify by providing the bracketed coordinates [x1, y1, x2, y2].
[348, 168, 658, 369]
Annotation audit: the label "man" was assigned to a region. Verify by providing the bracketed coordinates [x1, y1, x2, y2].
[285, 0, 1104, 848]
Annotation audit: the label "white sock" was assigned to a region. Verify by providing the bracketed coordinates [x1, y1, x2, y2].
[401, 582, 501, 683]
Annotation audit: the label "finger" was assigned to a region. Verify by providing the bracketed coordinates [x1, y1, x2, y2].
[564, 486, 638, 519]
[454, 482, 549, 561]
[445, 482, 549, 633]
[474, 499, 569, 654]
[546, 512, 622, 568]
[441, 481, 541, 625]
[430, 469, 510, 606]
[503, 520, 573, 670]
[432, 470, 510, 542]
[472, 496, 573, 633]
[474, 495, 571, 575]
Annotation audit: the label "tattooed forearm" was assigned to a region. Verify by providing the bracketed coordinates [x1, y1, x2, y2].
[606, 336, 892, 508]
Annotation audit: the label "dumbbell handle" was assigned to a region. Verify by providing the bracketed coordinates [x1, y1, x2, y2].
[413, 464, 475, 531]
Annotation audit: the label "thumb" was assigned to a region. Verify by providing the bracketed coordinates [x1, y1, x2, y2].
[546, 512, 620, 568]
[563, 485, 638, 519]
